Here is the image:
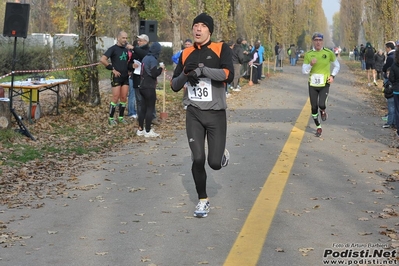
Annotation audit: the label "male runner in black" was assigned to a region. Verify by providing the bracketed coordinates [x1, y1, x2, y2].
[171, 13, 234, 218]
[100, 31, 130, 126]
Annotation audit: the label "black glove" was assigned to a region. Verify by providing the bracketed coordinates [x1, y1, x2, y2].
[184, 62, 198, 74]
[187, 71, 199, 86]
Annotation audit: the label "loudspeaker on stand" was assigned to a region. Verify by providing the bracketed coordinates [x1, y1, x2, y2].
[3, 3, 30, 38]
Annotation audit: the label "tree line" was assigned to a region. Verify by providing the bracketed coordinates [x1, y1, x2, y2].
[338, 0, 399, 51]
[1, 0, 398, 105]
[0, 0, 328, 54]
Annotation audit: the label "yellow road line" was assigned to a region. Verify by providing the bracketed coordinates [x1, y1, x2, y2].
[223, 99, 311, 266]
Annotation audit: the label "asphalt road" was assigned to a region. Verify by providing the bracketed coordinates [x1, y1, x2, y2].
[1, 61, 399, 266]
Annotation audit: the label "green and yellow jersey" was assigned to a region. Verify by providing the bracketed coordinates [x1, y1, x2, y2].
[303, 48, 337, 87]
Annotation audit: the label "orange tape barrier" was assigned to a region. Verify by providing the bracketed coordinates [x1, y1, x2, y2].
[0, 62, 100, 80]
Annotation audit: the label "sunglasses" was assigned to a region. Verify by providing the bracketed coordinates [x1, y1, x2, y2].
[313, 39, 323, 42]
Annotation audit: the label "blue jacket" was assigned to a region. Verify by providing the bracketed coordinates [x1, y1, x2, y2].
[252, 45, 264, 63]
[172, 50, 182, 64]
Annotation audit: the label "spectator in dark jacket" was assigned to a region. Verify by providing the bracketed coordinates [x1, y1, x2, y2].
[364, 42, 377, 86]
[383, 41, 396, 80]
[241, 39, 251, 78]
[359, 44, 366, 70]
[136, 42, 164, 138]
[388, 49, 399, 135]
[249, 42, 261, 84]
[382, 68, 395, 128]
[374, 49, 385, 80]
[127, 34, 150, 120]
[274, 42, 279, 56]
[354, 46, 359, 60]
[231, 38, 244, 91]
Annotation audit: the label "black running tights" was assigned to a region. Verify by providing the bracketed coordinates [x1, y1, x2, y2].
[186, 106, 227, 199]
[308, 84, 330, 115]
[138, 88, 156, 132]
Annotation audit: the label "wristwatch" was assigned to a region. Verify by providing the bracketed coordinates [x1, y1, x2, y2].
[198, 63, 204, 75]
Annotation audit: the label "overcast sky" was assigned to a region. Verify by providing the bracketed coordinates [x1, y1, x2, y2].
[322, 0, 340, 25]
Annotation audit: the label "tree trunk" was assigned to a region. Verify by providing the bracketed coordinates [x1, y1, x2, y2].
[0, 100, 11, 129]
[130, 7, 140, 40]
[75, 0, 100, 106]
[85, 36, 101, 106]
[172, 20, 181, 54]
[128, 1, 145, 42]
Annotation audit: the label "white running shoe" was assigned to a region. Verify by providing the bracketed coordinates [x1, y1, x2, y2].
[221, 149, 230, 167]
[193, 200, 210, 218]
[144, 129, 160, 138]
[136, 129, 145, 136]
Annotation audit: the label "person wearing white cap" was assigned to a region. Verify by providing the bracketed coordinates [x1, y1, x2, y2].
[136, 34, 149, 43]
[130, 34, 160, 126]
[127, 34, 150, 126]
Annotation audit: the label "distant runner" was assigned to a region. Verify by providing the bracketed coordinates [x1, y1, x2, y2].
[302, 32, 340, 137]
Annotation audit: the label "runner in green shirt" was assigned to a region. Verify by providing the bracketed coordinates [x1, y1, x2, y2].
[302, 32, 340, 137]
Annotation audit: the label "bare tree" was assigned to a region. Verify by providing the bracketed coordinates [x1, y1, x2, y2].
[74, 0, 100, 106]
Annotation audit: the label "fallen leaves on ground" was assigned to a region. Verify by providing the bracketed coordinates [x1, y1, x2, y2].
[0, 82, 186, 208]
[298, 247, 314, 256]
[0, 81, 186, 246]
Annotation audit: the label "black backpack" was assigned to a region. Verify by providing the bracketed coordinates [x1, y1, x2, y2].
[365, 47, 374, 59]
[383, 80, 393, 98]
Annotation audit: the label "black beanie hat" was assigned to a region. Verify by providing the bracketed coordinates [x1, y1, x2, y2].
[192, 13, 214, 35]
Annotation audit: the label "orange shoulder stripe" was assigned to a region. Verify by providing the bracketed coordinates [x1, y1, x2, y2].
[209, 42, 229, 79]
[181, 46, 195, 65]
[208, 42, 223, 57]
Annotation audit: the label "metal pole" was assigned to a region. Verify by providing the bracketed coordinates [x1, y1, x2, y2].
[163, 70, 166, 113]
[9, 37, 17, 110]
[9, 36, 35, 140]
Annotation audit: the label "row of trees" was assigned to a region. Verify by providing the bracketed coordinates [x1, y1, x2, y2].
[0, 0, 329, 53]
[3, 1, 399, 57]
[337, 0, 399, 51]
[0, 0, 330, 105]
[1, 0, 398, 105]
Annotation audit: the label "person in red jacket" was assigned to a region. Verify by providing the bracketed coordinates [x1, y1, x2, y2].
[171, 13, 234, 218]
